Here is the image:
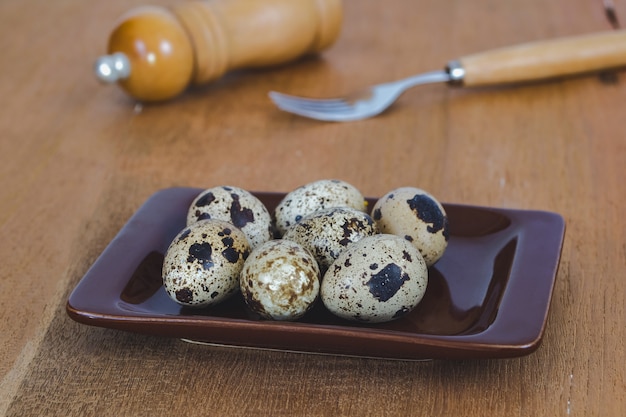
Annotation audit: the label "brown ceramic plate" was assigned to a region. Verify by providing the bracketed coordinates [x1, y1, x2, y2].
[67, 187, 565, 360]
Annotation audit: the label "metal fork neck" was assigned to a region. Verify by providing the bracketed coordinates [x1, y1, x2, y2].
[446, 60, 465, 85]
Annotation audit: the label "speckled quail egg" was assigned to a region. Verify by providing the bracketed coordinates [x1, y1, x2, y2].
[321, 234, 428, 323]
[372, 187, 449, 266]
[282, 207, 378, 273]
[187, 186, 273, 249]
[274, 179, 367, 236]
[162, 219, 250, 308]
[240, 239, 320, 320]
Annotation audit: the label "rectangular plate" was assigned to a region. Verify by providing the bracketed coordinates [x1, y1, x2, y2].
[66, 187, 565, 360]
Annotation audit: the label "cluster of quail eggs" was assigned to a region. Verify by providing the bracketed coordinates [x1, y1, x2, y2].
[162, 180, 449, 324]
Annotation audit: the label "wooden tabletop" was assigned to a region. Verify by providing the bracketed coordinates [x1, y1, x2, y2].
[1, 0, 625, 415]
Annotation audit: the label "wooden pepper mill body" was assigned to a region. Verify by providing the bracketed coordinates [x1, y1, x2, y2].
[97, 0, 343, 102]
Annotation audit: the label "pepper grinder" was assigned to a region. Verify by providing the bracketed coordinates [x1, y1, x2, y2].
[94, 0, 343, 102]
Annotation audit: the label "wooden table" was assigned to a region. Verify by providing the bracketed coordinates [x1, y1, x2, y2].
[1, 0, 624, 415]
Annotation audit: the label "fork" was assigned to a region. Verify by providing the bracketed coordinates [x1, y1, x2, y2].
[269, 29, 626, 122]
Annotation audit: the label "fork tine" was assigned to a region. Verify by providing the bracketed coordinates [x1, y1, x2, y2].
[268, 91, 346, 104]
[278, 98, 351, 111]
[269, 91, 345, 105]
[270, 104, 374, 122]
[285, 101, 354, 112]
[268, 90, 388, 121]
[268, 92, 354, 113]
[273, 108, 364, 122]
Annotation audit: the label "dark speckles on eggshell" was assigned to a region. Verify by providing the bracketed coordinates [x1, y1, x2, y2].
[221, 246, 241, 263]
[393, 307, 410, 319]
[187, 242, 214, 270]
[195, 192, 216, 207]
[196, 212, 211, 221]
[442, 218, 450, 241]
[242, 288, 267, 316]
[407, 194, 446, 234]
[366, 263, 409, 302]
[178, 229, 191, 241]
[229, 193, 255, 228]
[338, 216, 372, 247]
[175, 288, 194, 303]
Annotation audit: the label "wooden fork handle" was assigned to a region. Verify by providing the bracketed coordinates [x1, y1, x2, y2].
[456, 29, 626, 87]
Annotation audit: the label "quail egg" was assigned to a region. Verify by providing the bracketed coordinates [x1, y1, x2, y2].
[282, 207, 378, 273]
[187, 186, 273, 249]
[162, 219, 250, 308]
[372, 187, 449, 266]
[321, 234, 428, 323]
[240, 239, 320, 320]
[274, 179, 367, 236]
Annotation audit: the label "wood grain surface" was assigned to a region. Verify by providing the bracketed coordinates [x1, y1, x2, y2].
[1, 0, 624, 416]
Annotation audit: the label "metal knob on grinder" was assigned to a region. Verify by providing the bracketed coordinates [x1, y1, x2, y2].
[94, 0, 343, 102]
